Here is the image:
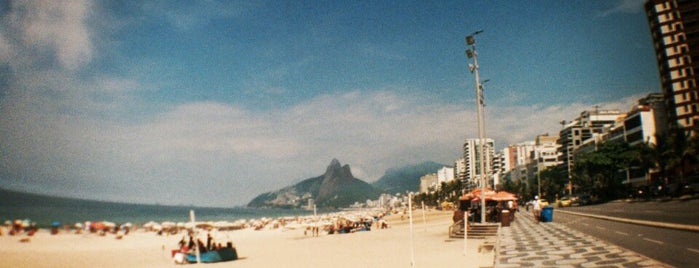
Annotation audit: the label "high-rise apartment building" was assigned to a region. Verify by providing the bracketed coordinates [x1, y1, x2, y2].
[502, 141, 536, 184]
[557, 109, 623, 192]
[463, 138, 495, 189]
[535, 134, 562, 171]
[454, 158, 467, 182]
[645, 0, 699, 136]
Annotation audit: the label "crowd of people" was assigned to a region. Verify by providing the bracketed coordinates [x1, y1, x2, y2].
[2, 219, 38, 237]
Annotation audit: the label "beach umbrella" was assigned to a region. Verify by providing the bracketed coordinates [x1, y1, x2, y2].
[161, 221, 176, 230]
[51, 221, 61, 228]
[143, 221, 156, 229]
[91, 222, 105, 230]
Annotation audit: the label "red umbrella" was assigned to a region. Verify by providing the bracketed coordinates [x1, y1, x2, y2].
[90, 222, 106, 231]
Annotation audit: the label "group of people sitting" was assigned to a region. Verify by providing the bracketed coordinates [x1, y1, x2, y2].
[177, 232, 233, 254]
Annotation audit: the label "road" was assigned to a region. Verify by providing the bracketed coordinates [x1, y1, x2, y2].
[562, 198, 699, 225]
[555, 199, 699, 267]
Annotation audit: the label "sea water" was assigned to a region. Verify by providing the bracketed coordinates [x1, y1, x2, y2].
[0, 189, 315, 228]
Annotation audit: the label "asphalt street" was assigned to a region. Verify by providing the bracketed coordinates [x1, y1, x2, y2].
[556, 210, 699, 267]
[561, 199, 699, 225]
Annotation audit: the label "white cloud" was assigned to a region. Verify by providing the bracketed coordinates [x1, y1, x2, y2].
[12, 0, 93, 70]
[143, 1, 255, 31]
[0, 75, 650, 207]
[596, 0, 645, 18]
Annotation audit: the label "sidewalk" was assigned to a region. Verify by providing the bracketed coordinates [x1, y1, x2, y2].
[495, 211, 673, 268]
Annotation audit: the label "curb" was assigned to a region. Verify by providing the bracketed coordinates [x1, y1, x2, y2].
[556, 209, 699, 232]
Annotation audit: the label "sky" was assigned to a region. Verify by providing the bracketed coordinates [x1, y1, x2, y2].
[0, 0, 659, 207]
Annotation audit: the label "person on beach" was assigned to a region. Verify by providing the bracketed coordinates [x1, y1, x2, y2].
[187, 233, 195, 252]
[206, 232, 213, 251]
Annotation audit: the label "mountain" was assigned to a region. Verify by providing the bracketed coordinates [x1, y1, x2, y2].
[372, 161, 445, 194]
[247, 159, 381, 209]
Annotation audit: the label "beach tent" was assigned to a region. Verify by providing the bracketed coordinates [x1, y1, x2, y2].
[491, 191, 518, 201]
[459, 188, 495, 201]
[459, 189, 517, 202]
[186, 247, 238, 263]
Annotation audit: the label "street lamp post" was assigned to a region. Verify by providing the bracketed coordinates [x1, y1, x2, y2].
[465, 30, 488, 224]
[537, 158, 541, 199]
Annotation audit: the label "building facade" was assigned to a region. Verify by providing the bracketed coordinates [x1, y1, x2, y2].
[645, 0, 699, 136]
[535, 134, 562, 171]
[437, 166, 455, 184]
[557, 109, 623, 193]
[463, 138, 495, 189]
[419, 173, 438, 193]
[502, 141, 536, 184]
[454, 158, 467, 182]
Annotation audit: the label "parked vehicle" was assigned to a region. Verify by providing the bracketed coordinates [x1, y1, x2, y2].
[571, 194, 591, 206]
[558, 196, 572, 207]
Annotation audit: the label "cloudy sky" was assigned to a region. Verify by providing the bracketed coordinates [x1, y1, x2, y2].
[0, 0, 658, 207]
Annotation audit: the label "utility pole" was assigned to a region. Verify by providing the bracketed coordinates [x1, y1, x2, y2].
[465, 30, 488, 224]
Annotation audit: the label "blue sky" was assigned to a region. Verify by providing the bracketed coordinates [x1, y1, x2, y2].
[0, 0, 658, 207]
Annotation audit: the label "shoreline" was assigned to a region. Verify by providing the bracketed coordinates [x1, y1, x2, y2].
[1, 209, 495, 267]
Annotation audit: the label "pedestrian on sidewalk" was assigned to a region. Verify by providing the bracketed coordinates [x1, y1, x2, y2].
[532, 196, 541, 223]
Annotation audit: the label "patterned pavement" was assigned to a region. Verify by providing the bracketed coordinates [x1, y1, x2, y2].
[495, 211, 673, 268]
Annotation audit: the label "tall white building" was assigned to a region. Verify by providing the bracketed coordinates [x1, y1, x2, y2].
[419, 173, 438, 193]
[463, 138, 495, 189]
[454, 158, 467, 182]
[502, 141, 536, 184]
[557, 109, 623, 187]
[535, 134, 561, 171]
[437, 166, 455, 184]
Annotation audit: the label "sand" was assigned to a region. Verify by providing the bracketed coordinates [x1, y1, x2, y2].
[0, 210, 494, 268]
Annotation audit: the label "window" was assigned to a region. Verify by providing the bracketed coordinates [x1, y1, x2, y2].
[624, 116, 642, 130]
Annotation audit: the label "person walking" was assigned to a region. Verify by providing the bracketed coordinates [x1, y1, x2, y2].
[532, 196, 541, 223]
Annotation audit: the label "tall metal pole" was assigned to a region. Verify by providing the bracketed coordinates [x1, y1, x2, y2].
[537, 163, 541, 198]
[190, 210, 200, 264]
[466, 30, 487, 224]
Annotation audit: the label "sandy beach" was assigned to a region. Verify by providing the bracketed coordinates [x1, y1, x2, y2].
[0, 210, 494, 268]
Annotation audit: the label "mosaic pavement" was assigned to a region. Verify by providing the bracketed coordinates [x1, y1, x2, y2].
[495, 211, 673, 268]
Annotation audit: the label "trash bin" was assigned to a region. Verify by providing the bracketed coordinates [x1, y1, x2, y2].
[500, 210, 511, 227]
[540, 206, 554, 222]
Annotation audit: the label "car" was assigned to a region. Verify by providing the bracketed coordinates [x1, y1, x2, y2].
[571, 194, 591, 206]
[539, 200, 549, 207]
[558, 197, 572, 207]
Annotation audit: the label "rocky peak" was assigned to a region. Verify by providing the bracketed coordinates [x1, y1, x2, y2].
[324, 158, 353, 181]
[247, 158, 380, 209]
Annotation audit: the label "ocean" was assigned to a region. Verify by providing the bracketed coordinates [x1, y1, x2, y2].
[0, 189, 315, 228]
